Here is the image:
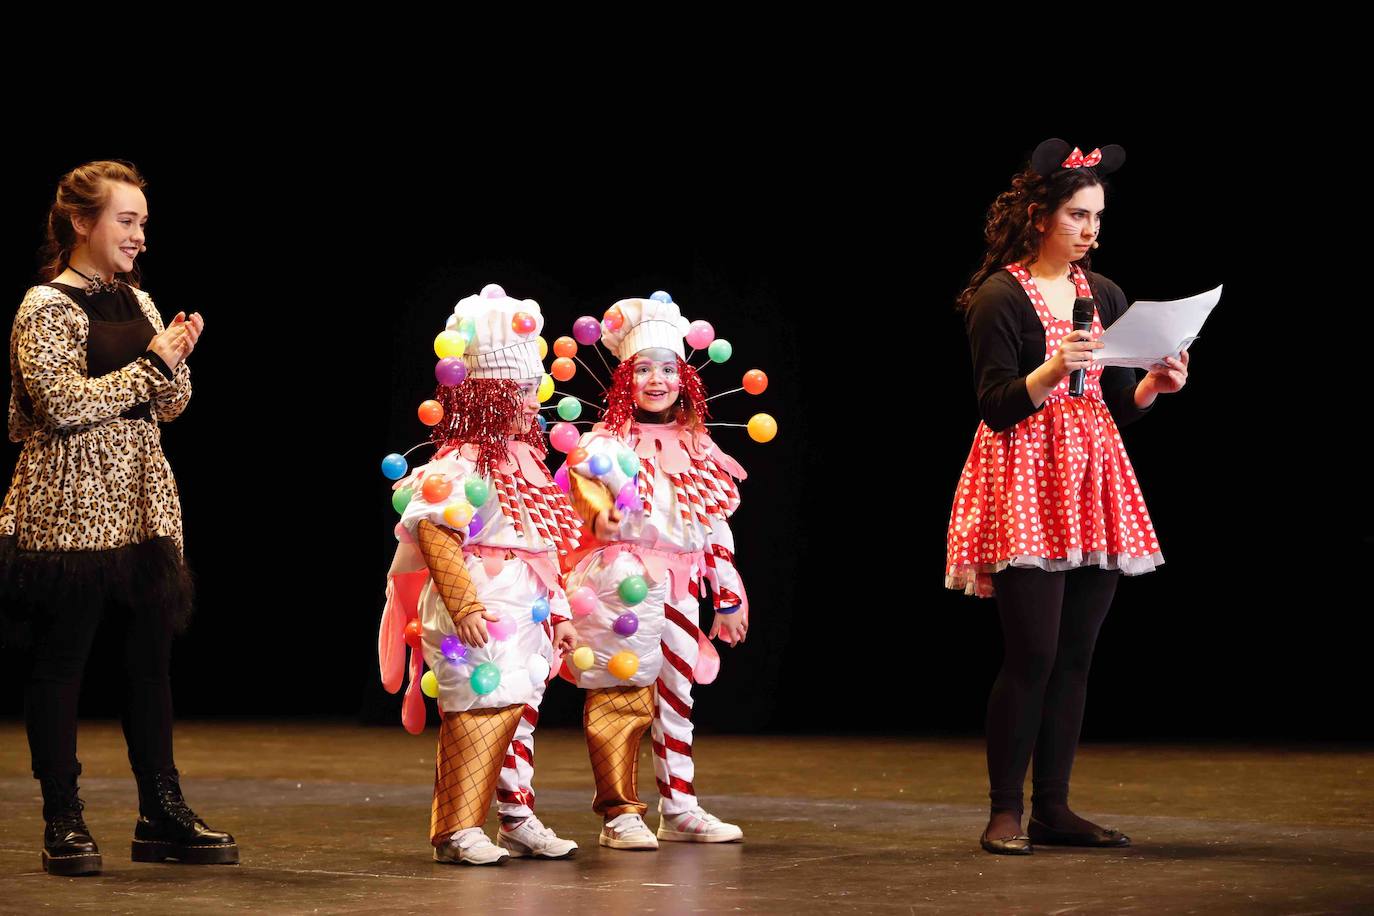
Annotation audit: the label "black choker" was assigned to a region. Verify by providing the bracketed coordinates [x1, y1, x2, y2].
[69, 266, 120, 295]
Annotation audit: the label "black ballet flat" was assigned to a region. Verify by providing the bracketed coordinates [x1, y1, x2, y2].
[1027, 816, 1131, 847]
[980, 830, 1033, 855]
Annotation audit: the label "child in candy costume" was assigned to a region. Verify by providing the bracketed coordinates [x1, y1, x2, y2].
[380, 284, 583, 865]
[560, 295, 749, 849]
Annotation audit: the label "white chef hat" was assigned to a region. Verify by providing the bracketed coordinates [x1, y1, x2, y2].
[449, 283, 545, 381]
[600, 297, 691, 362]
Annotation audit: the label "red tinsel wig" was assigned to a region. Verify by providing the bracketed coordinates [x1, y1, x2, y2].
[429, 378, 546, 477]
[601, 356, 710, 436]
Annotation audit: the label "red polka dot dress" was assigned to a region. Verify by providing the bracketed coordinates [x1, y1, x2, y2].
[944, 263, 1162, 596]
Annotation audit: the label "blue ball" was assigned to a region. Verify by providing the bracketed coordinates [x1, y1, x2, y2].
[589, 454, 612, 477]
[531, 597, 550, 623]
[536, 415, 548, 433]
[381, 453, 408, 480]
[650, 290, 673, 303]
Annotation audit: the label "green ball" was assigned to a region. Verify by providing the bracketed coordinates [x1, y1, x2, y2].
[616, 450, 639, 477]
[470, 662, 501, 695]
[557, 397, 582, 421]
[464, 478, 489, 507]
[618, 574, 648, 605]
[392, 486, 413, 514]
[708, 339, 733, 363]
[457, 317, 477, 343]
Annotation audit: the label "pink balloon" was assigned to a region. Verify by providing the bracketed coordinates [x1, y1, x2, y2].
[486, 615, 515, 641]
[554, 464, 570, 493]
[550, 422, 580, 453]
[569, 586, 597, 618]
[686, 320, 715, 350]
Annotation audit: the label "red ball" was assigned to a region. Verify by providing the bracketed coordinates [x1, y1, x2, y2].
[568, 447, 589, 467]
[512, 312, 537, 335]
[551, 357, 576, 382]
[743, 369, 769, 395]
[417, 399, 444, 426]
[404, 618, 422, 649]
[553, 336, 578, 359]
[421, 474, 453, 503]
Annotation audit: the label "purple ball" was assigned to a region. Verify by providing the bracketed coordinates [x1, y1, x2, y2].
[467, 513, 483, 538]
[554, 464, 570, 493]
[435, 357, 467, 386]
[573, 316, 602, 346]
[613, 612, 639, 637]
[616, 479, 638, 511]
[440, 635, 466, 662]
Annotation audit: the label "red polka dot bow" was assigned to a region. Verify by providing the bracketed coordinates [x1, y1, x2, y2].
[1061, 147, 1103, 169]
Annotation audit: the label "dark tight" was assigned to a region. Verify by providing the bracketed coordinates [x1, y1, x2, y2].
[984, 565, 1119, 837]
[24, 588, 175, 782]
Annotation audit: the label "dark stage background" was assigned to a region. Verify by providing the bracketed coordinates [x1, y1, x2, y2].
[2, 120, 1358, 743]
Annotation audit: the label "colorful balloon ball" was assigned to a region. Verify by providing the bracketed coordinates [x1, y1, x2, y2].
[743, 369, 768, 395]
[554, 465, 570, 493]
[531, 596, 550, 623]
[616, 450, 639, 477]
[607, 651, 639, 680]
[381, 453, 408, 480]
[536, 415, 548, 433]
[486, 615, 514, 641]
[550, 423, 580, 453]
[613, 612, 639, 637]
[568, 447, 589, 467]
[418, 400, 444, 426]
[708, 339, 733, 363]
[420, 670, 439, 698]
[618, 575, 648, 605]
[589, 454, 612, 477]
[686, 320, 715, 350]
[602, 305, 625, 331]
[537, 374, 554, 403]
[554, 336, 578, 358]
[616, 479, 638, 511]
[467, 513, 484, 538]
[421, 474, 453, 503]
[440, 635, 466, 661]
[748, 413, 778, 443]
[650, 290, 673, 303]
[392, 487, 413, 514]
[551, 357, 576, 382]
[557, 397, 581, 421]
[457, 316, 477, 343]
[436, 357, 467, 387]
[464, 478, 489, 507]
[481, 283, 505, 299]
[443, 502, 474, 527]
[569, 587, 597, 618]
[404, 618, 422, 649]
[470, 662, 501, 694]
[571, 646, 596, 671]
[527, 654, 550, 687]
[434, 330, 466, 359]
[537, 335, 548, 360]
[512, 311, 537, 335]
[573, 316, 602, 345]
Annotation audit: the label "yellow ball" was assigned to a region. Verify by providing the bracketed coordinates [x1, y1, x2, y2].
[420, 670, 439, 699]
[443, 502, 474, 527]
[537, 373, 554, 403]
[435, 330, 467, 359]
[537, 335, 548, 360]
[607, 651, 639, 681]
[747, 413, 778, 443]
[571, 646, 596, 671]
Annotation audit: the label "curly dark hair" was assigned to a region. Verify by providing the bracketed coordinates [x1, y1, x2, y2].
[956, 165, 1108, 311]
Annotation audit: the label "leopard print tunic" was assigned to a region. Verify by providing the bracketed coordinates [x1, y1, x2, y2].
[1, 284, 192, 553]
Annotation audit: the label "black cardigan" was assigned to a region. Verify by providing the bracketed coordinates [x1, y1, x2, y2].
[965, 269, 1153, 433]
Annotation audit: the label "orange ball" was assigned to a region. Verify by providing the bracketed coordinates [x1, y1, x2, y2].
[417, 399, 444, 426]
[550, 357, 576, 382]
[568, 447, 589, 467]
[607, 650, 639, 681]
[603, 306, 624, 331]
[743, 369, 768, 395]
[421, 474, 453, 503]
[553, 336, 578, 359]
[512, 311, 537, 335]
[403, 618, 422, 649]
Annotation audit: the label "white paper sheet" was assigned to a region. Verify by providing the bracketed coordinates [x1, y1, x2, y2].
[1095, 285, 1221, 369]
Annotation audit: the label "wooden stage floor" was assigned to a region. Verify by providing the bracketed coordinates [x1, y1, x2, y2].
[1, 721, 1371, 913]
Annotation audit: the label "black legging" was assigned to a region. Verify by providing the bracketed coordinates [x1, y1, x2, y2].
[24, 588, 175, 780]
[985, 564, 1119, 816]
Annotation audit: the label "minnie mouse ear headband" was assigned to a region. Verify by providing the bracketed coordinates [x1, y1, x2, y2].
[1031, 138, 1126, 178]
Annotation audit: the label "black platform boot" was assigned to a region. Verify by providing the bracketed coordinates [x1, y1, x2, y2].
[39, 772, 102, 876]
[131, 768, 238, 864]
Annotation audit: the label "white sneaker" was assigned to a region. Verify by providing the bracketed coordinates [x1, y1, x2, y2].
[599, 812, 659, 850]
[498, 815, 578, 859]
[433, 827, 510, 865]
[657, 804, 744, 843]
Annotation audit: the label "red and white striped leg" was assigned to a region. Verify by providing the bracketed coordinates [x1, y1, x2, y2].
[497, 703, 540, 820]
[653, 591, 701, 816]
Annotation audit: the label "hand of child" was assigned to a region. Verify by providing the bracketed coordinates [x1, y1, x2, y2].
[552, 620, 578, 654]
[457, 608, 499, 648]
[709, 608, 748, 646]
[594, 507, 623, 541]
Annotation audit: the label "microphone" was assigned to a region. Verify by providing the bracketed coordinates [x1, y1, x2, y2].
[1069, 297, 1095, 397]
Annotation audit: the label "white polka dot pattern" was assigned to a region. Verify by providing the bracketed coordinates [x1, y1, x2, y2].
[944, 264, 1162, 596]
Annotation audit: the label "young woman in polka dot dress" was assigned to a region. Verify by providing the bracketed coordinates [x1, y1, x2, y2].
[945, 140, 1191, 855]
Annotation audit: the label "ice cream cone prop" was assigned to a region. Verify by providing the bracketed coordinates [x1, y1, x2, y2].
[584, 685, 655, 817]
[430, 704, 525, 844]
